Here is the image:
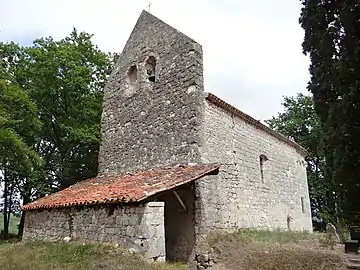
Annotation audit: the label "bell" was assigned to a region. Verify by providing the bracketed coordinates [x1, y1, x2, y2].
[147, 69, 155, 82]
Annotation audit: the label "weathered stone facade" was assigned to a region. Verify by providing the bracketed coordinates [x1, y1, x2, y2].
[22, 10, 313, 266]
[194, 100, 312, 235]
[23, 202, 165, 261]
[98, 10, 204, 175]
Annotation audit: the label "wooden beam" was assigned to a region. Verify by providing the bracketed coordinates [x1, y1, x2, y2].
[173, 190, 187, 212]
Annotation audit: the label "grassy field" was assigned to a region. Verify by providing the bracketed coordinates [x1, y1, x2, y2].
[198, 229, 347, 270]
[0, 214, 20, 234]
[0, 229, 349, 270]
[0, 241, 186, 270]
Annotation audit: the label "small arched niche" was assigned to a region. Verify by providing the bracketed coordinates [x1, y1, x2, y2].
[127, 65, 138, 86]
[145, 56, 156, 83]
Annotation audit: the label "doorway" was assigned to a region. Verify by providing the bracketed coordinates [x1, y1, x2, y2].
[156, 182, 196, 262]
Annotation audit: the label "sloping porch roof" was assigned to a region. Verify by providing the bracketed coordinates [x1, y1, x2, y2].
[21, 163, 220, 211]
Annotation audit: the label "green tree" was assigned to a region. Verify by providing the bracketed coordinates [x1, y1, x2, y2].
[266, 94, 337, 230]
[300, 1, 360, 223]
[0, 29, 117, 236]
[0, 78, 41, 238]
[24, 29, 116, 189]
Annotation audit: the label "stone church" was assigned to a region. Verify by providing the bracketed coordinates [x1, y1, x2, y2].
[21, 10, 312, 263]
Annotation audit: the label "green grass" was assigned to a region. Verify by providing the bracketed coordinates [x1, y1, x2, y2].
[0, 241, 186, 270]
[199, 229, 346, 270]
[0, 229, 342, 270]
[0, 214, 20, 234]
[203, 228, 317, 249]
[238, 228, 314, 243]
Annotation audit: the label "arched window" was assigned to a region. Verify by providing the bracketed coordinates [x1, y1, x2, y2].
[259, 154, 268, 183]
[127, 65, 137, 86]
[124, 65, 138, 96]
[145, 56, 156, 82]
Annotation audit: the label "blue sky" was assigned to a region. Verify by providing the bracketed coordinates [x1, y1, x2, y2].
[0, 0, 310, 120]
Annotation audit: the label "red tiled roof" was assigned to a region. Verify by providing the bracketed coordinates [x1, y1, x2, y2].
[21, 163, 220, 211]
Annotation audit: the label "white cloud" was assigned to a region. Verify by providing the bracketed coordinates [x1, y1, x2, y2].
[0, 0, 310, 120]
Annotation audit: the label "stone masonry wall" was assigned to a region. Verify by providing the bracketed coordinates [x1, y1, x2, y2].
[23, 202, 165, 261]
[195, 101, 313, 235]
[98, 10, 204, 174]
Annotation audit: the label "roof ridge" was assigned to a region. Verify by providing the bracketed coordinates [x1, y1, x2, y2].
[139, 10, 200, 45]
[204, 92, 308, 156]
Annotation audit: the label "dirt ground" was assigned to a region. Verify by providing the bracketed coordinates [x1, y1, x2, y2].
[196, 230, 351, 270]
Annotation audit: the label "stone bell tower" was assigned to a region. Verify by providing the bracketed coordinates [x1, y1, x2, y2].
[98, 10, 205, 175]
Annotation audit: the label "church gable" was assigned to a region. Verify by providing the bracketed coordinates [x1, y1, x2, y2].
[99, 10, 205, 175]
[20, 10, 313, 265]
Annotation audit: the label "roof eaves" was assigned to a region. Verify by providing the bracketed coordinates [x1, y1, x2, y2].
[136, 162, 221, 202]
[21, 163, 221, 211]
[205, 93, 308, 157]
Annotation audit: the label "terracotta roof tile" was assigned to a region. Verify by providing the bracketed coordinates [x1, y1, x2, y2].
[21, 163, 220, 211]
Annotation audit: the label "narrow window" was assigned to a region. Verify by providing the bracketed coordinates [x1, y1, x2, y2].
[301, 197, 305, 213]
[287, 214, 292, 231]
[127, 65, 137, 86]
[259, 154, 268, 183]
[145, 56, 156, 82]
